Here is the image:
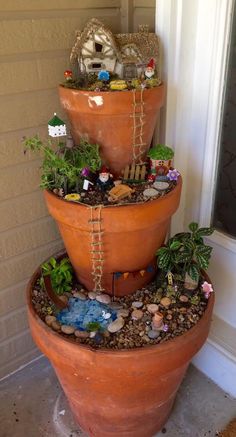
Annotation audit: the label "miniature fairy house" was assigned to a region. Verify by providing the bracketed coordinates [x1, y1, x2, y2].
[70, 18, 160, 79]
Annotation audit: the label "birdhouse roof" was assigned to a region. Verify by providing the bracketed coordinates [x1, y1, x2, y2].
[48, 113, 65, 127]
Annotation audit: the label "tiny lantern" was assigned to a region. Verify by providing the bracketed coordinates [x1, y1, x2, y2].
[48, 113, 67, 137]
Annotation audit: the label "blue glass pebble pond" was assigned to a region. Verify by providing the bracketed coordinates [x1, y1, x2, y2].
[57, 297, 117, 330]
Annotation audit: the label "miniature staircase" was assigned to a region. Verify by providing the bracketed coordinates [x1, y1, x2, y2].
[131, 88, 147, 163]
[89, 205, 105, 293]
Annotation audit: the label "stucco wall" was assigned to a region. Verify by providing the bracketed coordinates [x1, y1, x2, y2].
[0, 1, 155, 378]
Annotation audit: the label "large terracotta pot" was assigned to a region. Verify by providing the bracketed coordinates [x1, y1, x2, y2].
[59, 85, 165, 175]
[44, 178, 182, 296]
[27, 265, 214, 437]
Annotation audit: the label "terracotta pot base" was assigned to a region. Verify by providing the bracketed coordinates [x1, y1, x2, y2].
[27, 264, 214, 437]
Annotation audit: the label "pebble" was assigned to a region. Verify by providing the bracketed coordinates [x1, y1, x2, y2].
[73, 291, 86, 300]
[179, 295, 189, 303]
[153, 181, 169, 191]
[143, 188, 159, 198]
[147, 304, 159, 314]
[108, 317, 125, 333]
[74, 330, 89, 339]
[45, 315, 56, 326]
[117, 309, 129, 318]
[94, 333, 103, 344]
[51, 321, 61, 331]
[88, 291, 97, 300]
[61, 325, 75, 335]
[131, 309, 144, 320]
[132, 301, 143, 309]
[160, 297, 171, 308]
[90, 331, 96, 338]
[59, 295, 68, 304]
[148, 330, 160, 339]
[96, 294, 111, 304]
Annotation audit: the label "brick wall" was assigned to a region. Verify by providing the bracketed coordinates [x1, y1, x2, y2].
[0, 0, 155, 378]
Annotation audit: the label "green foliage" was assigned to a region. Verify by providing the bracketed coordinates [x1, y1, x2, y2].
[40, 257, 73, 295]
[156, 222, 214, 284]
[86, 322, 102, 332]
[23, 135, 101, 191]
[148, 144, 174, 160]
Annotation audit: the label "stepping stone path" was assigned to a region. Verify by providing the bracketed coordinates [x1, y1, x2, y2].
[108, 317, 125, 333]
[61, 325, 75, 335]
[74, 330, 89, 339]
[96, 294, 111, 304]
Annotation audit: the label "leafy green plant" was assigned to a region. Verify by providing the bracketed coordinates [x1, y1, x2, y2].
[148, 144, 174, 160]
[23, 135, 101, 191]
[156, 222, 214, 284]
[40, 257, 73, 295]
[86, 322, 102, 332]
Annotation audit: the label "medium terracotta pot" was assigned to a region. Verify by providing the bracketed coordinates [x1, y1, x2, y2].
[27, 264, 214, 437]
[59, 85, 165, 176]
[44, 178, 182, 296]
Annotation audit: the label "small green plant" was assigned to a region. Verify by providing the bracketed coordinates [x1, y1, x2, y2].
[40, 257, 73, 295]
[86, 322, 102, 332]
[148, 144, 174, 160]
[156, 222, 214, 284]
[23, 135, 101, 191]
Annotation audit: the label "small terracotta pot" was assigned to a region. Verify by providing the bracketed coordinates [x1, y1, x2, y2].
[59, 85, 165, 176]
[27, 264, 214, 437]
[44, 178, 182, 296]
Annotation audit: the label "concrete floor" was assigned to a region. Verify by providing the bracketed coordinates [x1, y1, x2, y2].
[0, 356, 236, 437]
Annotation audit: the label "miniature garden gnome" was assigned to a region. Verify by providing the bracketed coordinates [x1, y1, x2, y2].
[145, 58, 155, 79]
[97, 166, 114, 192]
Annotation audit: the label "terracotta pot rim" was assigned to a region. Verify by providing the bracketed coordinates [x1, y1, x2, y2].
[27, 258, 214, 356]
[45, 176, 182, 210]
[58, 83, 165, 96]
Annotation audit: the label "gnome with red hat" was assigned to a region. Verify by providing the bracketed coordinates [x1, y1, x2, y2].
[96, 166, 114, 192]
[145, 58, 155, 79]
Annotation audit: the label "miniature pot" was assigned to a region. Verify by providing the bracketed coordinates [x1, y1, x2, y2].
[44, 177, 182, 296]
[27, 264, 214, 437]
[59, 85, 165, 176]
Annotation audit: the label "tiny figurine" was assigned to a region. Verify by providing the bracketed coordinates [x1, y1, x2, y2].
[108, 184, 134, 202]
[96, 166, 114, 192]
[145, 58, 155, 79]
[148, 144, 174, 181]
[83, 179, 94, 190]
[110, 80, 127, 90]
[167, 169, 180, 181]
[64, 70, 73, 81]
[48, 113, 67, 137]
[98, 70, 110, 82]
[167, 271, 174, 286]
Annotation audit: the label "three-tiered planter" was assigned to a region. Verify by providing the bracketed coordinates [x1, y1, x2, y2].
[27, 84, 214, 437]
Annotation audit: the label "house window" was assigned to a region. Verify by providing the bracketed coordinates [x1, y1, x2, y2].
[95, 42, 103, 53]
[92, 63, 102, 69]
